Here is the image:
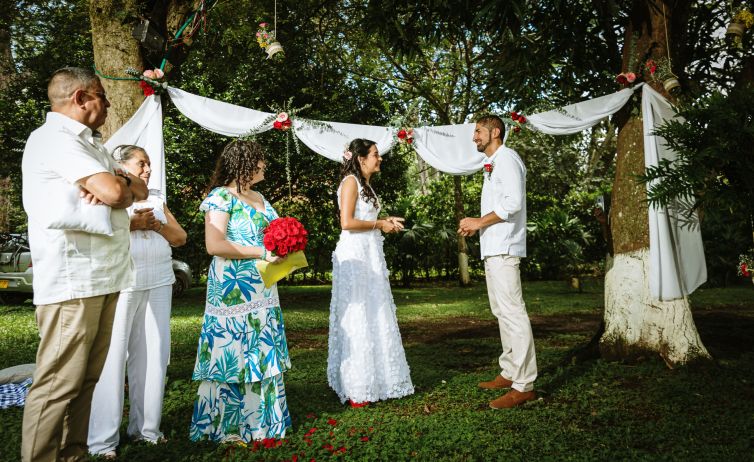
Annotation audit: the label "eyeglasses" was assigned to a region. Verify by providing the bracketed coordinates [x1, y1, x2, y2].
[88, 91, 108, 101]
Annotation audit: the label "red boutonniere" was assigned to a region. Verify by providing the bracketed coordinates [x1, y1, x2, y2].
[483, 161, 494, 179]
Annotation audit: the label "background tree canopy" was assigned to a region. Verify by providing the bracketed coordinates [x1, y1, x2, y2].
[0, 0, 751, 286]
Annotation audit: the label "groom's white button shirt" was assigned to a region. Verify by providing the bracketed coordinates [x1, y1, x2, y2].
[479, 145, 527, 259]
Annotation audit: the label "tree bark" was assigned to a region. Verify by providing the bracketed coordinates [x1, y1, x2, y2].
[89, 0, 146, 139]
[600, 0, 710, 366]
[453, 175, 471, 286]
[89, 0, 194, 138]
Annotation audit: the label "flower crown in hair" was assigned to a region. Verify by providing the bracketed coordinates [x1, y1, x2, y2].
[343, 149, 353, 161]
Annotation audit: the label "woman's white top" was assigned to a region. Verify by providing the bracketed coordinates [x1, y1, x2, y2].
[127, 189, 175, 291]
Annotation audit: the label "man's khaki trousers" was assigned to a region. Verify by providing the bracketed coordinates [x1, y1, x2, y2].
[21, 293, 118, 462]
[484, 255, 537, 392]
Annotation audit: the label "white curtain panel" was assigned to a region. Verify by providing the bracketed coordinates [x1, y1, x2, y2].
[105, 95, 166, 196]
[412, 124, 486, 175]
[527, 86, 639, 135]
[641, 85, 706, 300]
[167, 87, 275, 137]
[293, 119, 396, 162]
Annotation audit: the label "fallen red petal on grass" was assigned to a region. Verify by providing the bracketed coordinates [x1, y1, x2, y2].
[338, 446, 347, 453]
[327, 418, 337, 426]
[360, 436, 369, 442]
[306, 413, 316, 419]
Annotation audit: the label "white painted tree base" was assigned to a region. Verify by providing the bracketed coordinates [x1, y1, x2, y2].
[602, 248, 711, 365]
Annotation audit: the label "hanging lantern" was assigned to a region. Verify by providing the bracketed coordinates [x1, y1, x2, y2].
[266, 41, 284, 59]
[662, 77, 681, 95]
[727, 21, 746, 38]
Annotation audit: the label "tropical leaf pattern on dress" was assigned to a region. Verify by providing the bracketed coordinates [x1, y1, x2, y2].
[193, 187, 291, 442]
[190, 377, 290, 443]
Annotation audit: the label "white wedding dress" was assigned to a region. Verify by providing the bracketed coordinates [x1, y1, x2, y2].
[327, 175, 414, 403]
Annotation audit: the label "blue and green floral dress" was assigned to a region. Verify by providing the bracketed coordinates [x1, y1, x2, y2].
[190, 187, 291, 443]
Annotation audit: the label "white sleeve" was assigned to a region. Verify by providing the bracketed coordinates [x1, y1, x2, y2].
[492, 156, 524, 221]
[44, 135, 110, 185]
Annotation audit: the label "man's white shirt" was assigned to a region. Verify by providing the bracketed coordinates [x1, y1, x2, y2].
[479, 145, 527, 259]
[22, 112, 133, 305]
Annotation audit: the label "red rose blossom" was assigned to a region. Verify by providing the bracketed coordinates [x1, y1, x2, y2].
[139, 80, 155, 97]
[510, 111, 518, 119]
[483, 164, 493, 173]
[513, 126, 521, 133]
[273, 120, 283, 129]
[263, 217, 308, 256]
[616, 73, 628, 85]
[397, 129, 407, 139]
[406, 138, 413, 144]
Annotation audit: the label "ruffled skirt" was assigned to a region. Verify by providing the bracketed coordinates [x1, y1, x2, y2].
[327, 231, 414, 403]
[190, 304, 291, 442]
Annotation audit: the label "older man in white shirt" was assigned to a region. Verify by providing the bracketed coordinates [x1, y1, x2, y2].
[459, 114, 537, 409]
[21, 67, 147, 462]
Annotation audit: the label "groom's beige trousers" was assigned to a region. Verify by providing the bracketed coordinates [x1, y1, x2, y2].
[484, 255, 537, 392]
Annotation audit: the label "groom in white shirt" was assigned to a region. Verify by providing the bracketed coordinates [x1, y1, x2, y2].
[458, 114, 537, 409]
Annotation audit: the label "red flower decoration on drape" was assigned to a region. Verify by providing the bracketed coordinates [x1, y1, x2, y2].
[139, 80, 155, 97]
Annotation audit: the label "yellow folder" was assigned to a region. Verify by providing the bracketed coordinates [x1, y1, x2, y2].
[256, 250, 308, 288]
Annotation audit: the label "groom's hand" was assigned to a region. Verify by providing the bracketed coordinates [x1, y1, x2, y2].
[458, 217, 481, 236]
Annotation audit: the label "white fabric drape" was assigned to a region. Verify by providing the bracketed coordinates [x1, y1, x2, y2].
[412, 124, 486, 175]
[641, 85, 706, 300]
[167, 87, 275, 137]
[105, 95, 165, 196]
[293, 119, 395, 162]
[105, 84, 704, 300]
[527, 86, 639, 135]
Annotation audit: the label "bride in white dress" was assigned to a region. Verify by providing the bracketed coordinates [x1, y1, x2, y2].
[327, 138, 415, 407]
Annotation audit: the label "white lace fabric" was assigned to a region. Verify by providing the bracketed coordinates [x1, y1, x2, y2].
[327, 176, 414, 403]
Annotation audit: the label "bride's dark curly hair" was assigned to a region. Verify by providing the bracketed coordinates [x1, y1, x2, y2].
[341, 138, 379, 208]
[205, 140, 266, 195]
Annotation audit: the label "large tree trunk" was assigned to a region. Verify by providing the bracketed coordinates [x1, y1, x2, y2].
[89, 0, 194, 138]
[600, 0, 710, 366]
[453, 176, 471, 286]
[89, 0, 146, 138]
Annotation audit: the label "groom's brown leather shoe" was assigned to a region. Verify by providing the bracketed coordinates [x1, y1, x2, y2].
[489, 389, 537, 409]
[478, 375, 513, 390]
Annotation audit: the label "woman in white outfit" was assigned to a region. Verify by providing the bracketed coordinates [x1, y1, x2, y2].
[88, 145, 187, 458]
[327, 138, 414, 407]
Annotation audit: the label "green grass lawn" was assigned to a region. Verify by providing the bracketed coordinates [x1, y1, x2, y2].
[1, 281, 753, 461]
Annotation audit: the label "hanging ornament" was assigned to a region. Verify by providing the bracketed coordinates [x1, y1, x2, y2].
[256, 0, 284, 60]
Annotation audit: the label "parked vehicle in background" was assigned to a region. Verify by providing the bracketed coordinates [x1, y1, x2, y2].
[0, 233, 33, 305]
[171, 259, 192, 297]
[0, 233, 191, 304]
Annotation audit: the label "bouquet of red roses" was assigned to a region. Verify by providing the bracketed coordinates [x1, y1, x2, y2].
[263, 217, 308, 257]
[258, 217, 309, 287]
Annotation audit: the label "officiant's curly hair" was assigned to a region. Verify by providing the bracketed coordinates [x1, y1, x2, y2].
[341, 138, 379, 208]
[206, 140, 266, 195]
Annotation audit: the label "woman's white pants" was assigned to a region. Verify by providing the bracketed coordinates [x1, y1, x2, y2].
[87, 284, 172, 455]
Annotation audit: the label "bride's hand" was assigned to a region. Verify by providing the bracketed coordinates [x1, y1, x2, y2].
[378, 219, 400, 234]
[385, 216, 405, 231]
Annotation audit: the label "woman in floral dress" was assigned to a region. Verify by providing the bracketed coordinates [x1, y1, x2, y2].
[190, 140, 291, 443]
